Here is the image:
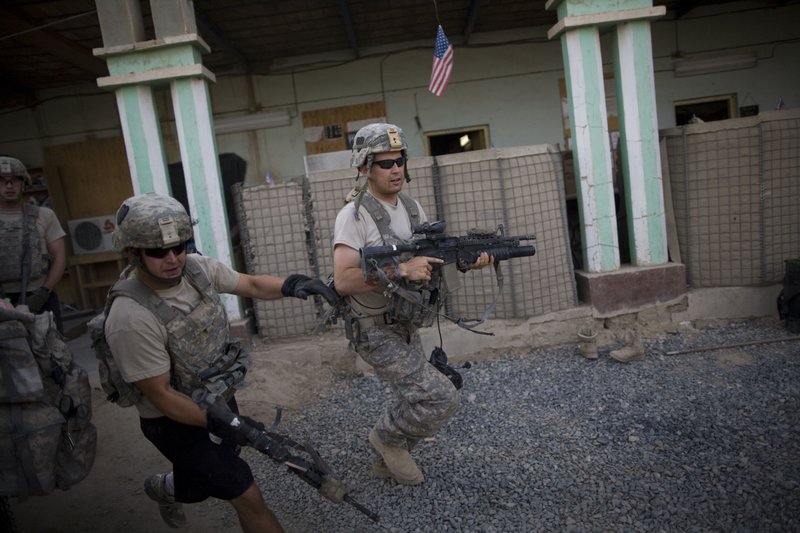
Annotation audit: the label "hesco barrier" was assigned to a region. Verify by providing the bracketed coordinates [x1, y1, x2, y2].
[235, 145, 578, 339]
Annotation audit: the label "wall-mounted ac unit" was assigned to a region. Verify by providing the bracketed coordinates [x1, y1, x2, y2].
[67, 215, 117, 255]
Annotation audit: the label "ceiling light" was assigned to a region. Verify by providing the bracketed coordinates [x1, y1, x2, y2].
[459, 134, 470, 147]
[214, 110, 291, 134]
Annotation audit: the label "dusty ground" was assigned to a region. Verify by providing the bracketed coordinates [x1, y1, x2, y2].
[7, 296, 780, 532]
[9, 331, 339, 533]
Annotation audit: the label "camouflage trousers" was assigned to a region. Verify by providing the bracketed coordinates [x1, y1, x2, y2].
[354, 322, 460, 450]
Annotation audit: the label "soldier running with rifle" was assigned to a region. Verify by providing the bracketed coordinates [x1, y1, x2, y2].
[104, 193, 373, 531]
[332, 123, 534, 486]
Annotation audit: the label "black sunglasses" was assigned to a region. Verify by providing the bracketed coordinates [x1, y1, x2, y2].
[143, 242, 187, 258]
[373, 156, 406, 170]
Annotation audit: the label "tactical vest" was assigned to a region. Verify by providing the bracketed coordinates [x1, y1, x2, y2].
[351, 192, 441, 327]
[0, 204, 47, 285]
[101, 256, 249, 401]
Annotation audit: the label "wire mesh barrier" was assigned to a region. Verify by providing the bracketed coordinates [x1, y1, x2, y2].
[236, 145, 577, 339]
[663, 109, 800, 288]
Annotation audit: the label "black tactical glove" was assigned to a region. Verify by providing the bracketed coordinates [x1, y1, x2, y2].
[281, 274, 339, 305]
[206, 409, 265, 446]
[27, 286, 51, 313]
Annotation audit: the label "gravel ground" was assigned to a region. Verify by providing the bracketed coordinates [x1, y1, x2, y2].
[217, 318, 800, 532]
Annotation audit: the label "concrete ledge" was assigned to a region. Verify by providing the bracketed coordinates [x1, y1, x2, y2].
[244, 284, 783, 375]
[575, 263, 687, 316]
[672, 285, 782, 324]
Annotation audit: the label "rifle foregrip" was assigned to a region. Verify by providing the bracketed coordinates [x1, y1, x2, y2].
[492, 245, 536, 261]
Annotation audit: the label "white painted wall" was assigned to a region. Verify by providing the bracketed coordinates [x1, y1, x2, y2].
[1, 1, 797, 186]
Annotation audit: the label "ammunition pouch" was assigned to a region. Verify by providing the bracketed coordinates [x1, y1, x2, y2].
[194, 341, 251, 400]
[343, 313, 394, 348]
[385, 285, 439, 327]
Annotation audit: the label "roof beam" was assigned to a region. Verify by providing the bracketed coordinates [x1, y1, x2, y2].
[462, 0, 481, 45]
[339, 0, 359, 59]
[0, 6, 106, 77]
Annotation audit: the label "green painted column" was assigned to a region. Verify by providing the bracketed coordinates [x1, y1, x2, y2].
[560, 25, 619, 273]
[94, 1, 241, 320]
[170, 77, 231, 265]
[114, 84, 170, 195]
[613, 21, 668, 266]
[547, 0, 666, 272]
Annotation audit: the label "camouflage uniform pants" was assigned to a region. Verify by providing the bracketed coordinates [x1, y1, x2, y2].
[354, 322, 459, 450]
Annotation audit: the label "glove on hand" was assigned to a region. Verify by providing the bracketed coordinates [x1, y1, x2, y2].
[207, 410, 265, 446]
[27, 287, 51, 313]
[281, 274, 339, 305]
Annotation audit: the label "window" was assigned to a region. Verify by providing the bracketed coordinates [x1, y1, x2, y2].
[425, 126, 490, 156]
[674, 94, 737, 126]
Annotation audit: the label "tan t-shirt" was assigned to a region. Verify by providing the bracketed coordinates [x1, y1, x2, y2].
[0, 205, 66, 293]
[332, 194, 427, 316]
[104, 254, 240, 418]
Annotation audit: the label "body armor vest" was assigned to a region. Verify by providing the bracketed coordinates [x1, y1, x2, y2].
[353, 193, 441, 327]
[110, 256, 248, 396]
[0, 204, 47, 286]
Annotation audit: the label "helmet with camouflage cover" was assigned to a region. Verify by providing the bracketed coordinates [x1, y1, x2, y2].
[112, 193, 194, 251]
[0, 156, 31, 186]
[350, 123, 409, 172]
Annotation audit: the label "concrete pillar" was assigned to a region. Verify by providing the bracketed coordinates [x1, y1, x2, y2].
[547, 1, 683, 315]
[95, 0, 145, 48]
[613, 21, 668, 266]
[93, 0, 242, 320]
[170, 77, 232, 264]
[560, 24, 619, 273]
[547, 0, 666, 273]
[114, 85, 170, 196]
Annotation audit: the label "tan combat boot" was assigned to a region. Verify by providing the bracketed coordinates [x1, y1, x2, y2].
[610, 332, 645, 363]
[577, 328, 598, 360]
[369, 429, 424, 485]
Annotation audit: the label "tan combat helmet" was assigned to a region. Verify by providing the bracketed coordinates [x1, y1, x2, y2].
[0, 156, 32, 186]
[350, 122, 409, 172]
[112, 193, 194, 251]
[346, 123, 412, 205]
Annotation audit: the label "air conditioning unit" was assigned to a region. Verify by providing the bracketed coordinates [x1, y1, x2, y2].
[67, 215, 117, 255]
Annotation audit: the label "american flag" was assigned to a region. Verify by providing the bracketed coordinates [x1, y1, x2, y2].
[428, 25, 453, 97]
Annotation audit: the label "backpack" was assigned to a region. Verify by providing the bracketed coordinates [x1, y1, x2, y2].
[0, 306, 97, 498]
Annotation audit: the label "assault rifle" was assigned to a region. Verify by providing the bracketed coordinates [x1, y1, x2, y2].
[192, 366, 379, 523]
[359, 221, 536, 334]
[360, 221, 536, 275]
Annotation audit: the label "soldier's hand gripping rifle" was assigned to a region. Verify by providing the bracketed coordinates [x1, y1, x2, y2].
[360, 221, 536, 333]
[192, 364, 379, 523]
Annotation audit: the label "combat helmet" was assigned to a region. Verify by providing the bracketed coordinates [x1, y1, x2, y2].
[112, 192, 194, 251]
[0, 156, 31, 186]
[346, 123, 412, 209]
[350, 123, 410, 182]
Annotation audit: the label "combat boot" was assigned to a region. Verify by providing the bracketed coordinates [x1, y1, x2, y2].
[144, 472, 186, 528]
[369, 429, 424, 485]
[610, 332, 645, 363]
[372, 436, 420, 479]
